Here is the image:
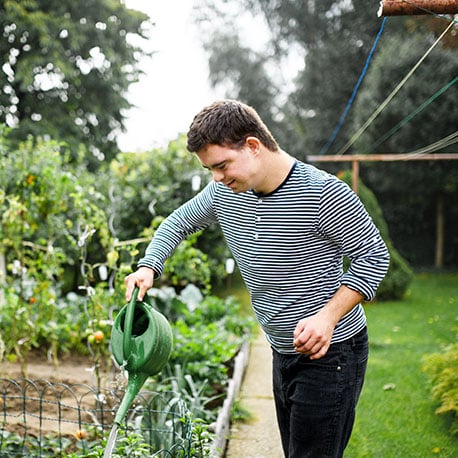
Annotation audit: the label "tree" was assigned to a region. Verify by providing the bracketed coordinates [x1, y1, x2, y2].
[194, 0, 404, 157]
[352, 32, 458, 154]
[0, 0, 150, 168]
[194, 1, 458, 267]
[350, 30, 458, 267]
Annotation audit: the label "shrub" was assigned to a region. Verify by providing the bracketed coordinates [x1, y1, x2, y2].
[423, 343, 458, 436]
[338, 170, 413, 300]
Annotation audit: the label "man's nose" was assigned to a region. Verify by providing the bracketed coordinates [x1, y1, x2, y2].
[212, 169, 224, 182]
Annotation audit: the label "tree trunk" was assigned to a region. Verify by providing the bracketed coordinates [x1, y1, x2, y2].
[435, 192, 444, 268]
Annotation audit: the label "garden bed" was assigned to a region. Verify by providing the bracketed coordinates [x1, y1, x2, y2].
[0, 339, 252, 457]
[1, 353, 113, 437]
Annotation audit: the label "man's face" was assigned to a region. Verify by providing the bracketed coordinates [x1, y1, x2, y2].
[196, 142, 261, 193]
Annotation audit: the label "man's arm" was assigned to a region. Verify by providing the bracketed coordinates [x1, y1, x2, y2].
[124, 181, 219, 302]
[293, 285, 364, 360]
[294, 177, 389, 360]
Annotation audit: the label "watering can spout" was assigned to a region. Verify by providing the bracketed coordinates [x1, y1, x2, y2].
[113, 372, 149, 425]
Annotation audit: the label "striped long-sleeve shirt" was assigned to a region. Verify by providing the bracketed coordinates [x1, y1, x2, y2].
[138, 160, 390, 354]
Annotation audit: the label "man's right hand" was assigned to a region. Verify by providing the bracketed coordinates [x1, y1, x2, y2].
[124, 266, 155, 301]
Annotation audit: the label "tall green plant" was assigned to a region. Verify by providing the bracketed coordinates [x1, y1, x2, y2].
[0, 137, 109, 371]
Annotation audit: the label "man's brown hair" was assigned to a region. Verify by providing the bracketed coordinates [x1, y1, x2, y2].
[187, 100, 279, 153]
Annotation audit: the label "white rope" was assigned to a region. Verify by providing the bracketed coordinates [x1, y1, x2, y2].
[407, 130, 458, 156]
[336, 19, 455, 156]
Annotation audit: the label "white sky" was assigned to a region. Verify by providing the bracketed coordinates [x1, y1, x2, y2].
[117, 1, 223, 152]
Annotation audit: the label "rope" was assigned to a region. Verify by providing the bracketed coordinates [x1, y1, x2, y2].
[318, 17, 388, 155]
[407, 130, 458, 155]
[370, 76, 458, 150]
[335, 19, 455, 156]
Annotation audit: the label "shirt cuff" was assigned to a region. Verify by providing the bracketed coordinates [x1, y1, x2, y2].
[137, 257, 164, 279]
[341, 274, 376, 302]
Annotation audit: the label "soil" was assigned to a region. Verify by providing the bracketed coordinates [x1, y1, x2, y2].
[1, 352, 103, 386]
[0, 352, 119, 437]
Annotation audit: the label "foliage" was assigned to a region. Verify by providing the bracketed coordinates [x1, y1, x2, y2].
[423, 343, 458, 436]
[351, 30, 458, 266]
[0, 129, 251, 455]
[0, 429, 73, 457]
[0, 133, 226, 368]
[66, 417, 214, 457]
[352, 32, 458, 154]
[107, 137, 205, 240]
[194, 0, 406, 157]
[231, 399, 254, 423]
[0, 138, 109, 370]
[361, 160, 458, 267]
[338, 170, 413, 300]
[0, 0, 150, 168]
[141, 221, 212, 293]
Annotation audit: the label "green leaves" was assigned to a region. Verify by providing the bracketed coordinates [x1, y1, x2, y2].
[423, 343, 458, 436]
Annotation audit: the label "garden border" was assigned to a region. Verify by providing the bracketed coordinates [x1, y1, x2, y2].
[211, 340, 251, 456]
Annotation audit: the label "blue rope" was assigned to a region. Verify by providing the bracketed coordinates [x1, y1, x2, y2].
[319, 17, 388, 155]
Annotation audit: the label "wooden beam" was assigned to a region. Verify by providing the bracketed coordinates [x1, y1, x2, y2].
[307, 153, 458, 162]
[378, 0, 458, 16]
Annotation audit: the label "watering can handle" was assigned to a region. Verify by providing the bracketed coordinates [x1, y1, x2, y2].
[123, 286, 140, 360]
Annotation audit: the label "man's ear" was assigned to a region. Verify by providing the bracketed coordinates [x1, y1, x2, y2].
[245, 136, 261, 154]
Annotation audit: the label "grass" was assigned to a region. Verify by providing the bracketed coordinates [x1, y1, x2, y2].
[345, 272, 458, 458]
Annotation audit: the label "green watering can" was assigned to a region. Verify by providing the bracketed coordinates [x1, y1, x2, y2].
[110, 287, 173, 425]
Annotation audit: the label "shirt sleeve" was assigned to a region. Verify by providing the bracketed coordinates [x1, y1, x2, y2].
[137, 181, 218, 277]
[317, 176, 390, 301]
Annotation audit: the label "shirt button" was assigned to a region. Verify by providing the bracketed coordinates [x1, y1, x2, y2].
[256, 216, 261, 222]
[258, 198, 263, 203]
[254, 233, 259, 240]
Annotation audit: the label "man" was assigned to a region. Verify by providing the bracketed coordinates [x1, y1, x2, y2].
[125, 100, 390, 457]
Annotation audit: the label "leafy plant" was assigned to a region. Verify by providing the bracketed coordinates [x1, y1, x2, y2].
[68, 429, 151, 458]
[189, 419, 215, 457]
[423, 342, 458, 436]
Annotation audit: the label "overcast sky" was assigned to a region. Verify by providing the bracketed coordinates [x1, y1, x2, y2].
[117, 1, 224, 152]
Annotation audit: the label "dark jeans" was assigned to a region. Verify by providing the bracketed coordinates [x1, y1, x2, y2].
[272, 327, 368, 458]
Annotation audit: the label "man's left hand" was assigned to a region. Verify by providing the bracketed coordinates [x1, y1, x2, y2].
[293, 313, 335, 360]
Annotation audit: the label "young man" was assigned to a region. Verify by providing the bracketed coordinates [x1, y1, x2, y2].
[125, 100, 390, 457]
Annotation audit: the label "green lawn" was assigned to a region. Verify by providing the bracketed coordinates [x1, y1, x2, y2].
[346, 272, 458, 458]
[224, 271, 457, 456]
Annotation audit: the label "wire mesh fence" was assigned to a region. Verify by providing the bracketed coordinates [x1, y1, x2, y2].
[0, 378, 193, 457]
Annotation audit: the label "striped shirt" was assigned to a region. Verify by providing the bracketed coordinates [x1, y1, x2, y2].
[138, 160, 390, 354]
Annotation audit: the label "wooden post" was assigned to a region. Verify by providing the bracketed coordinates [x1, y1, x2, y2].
[378, 0, 458, 16]
[435, 192, 444, 268]
[352, 159, 359, 194]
